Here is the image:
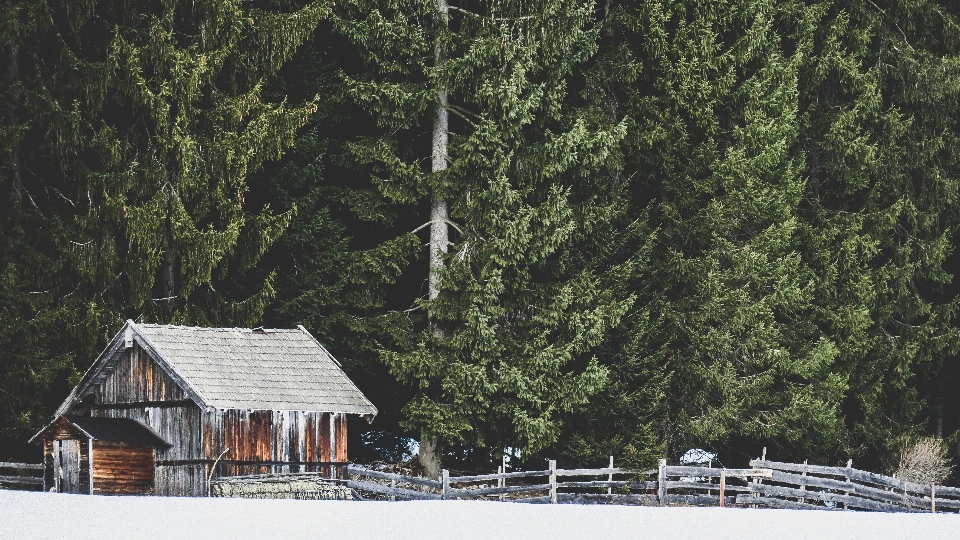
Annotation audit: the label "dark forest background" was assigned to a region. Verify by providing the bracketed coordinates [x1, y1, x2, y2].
[4, 0, 960, 478]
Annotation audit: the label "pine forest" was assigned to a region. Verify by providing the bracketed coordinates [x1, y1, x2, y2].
[4, 0, 960, 479]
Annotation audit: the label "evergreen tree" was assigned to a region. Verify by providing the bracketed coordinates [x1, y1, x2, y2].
[565, 0, 850, 466]
[0, 0, 75, 460]
[794, 0, 960, 465]
[16, 0, 329, 336]
[0, 0, 328, 458]
[330, 0, 630, 468]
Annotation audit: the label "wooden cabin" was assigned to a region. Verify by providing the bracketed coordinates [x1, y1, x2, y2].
[30, 321, 377, 496]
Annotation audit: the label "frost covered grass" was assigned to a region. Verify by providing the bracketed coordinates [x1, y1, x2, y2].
[1, 489, 955, 540]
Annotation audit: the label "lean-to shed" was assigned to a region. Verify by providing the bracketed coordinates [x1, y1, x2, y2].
[30, 321, 377, 496]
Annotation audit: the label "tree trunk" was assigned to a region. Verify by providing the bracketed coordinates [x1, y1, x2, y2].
[418, 0, 449, 479]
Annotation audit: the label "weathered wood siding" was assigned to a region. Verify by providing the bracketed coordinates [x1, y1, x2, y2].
[89, 343, 202, 496]
[92, 442, 154, 495]
[40, 418, 91, 494]
[203, 410, 348, 479]
[96, 343, 186, 403]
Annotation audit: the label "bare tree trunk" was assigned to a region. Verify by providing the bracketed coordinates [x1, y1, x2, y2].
[162, 235, 176, 299]
[418, 0, 449, 481]
[936, 364, 944, 439]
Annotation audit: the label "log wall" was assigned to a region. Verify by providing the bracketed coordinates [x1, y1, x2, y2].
[92, 442, 154, 495]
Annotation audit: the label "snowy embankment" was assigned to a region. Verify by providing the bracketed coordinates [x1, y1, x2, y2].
[1, 489, 955, 540]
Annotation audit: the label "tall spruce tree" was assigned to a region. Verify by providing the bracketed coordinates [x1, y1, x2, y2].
[563, 0, 851, 465]
[0, 0, 76, 460]
[793, 0, 960, 465]
[17, 0, 329, 336]
[332, 0, 631, 469]
[0, 0, 329, 458]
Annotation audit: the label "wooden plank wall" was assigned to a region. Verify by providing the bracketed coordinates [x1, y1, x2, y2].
[42, 440, 54, 491]
[91, 343, 202, 496]
[92, 443, 154, 495]
[96, 343, 187, 403]
[203, 410, 348, 480]
[39, 418, 91, 494]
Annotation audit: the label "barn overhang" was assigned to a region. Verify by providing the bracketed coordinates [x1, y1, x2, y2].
[29, 415, 171, 448]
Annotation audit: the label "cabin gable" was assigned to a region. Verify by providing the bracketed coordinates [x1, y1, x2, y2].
[92, 341, 188, 405]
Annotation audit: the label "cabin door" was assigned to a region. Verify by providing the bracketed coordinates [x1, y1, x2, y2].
[54, 439, 80, 493]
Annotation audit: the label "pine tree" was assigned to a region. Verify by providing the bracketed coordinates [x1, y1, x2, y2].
[0, 0, 76, 460]
[567, 0, 851, 465]
[332, 0, 630, 466]
[15, 0, 329, 337]
[793, 0, 960, 465]
[0, 0, 329, 458]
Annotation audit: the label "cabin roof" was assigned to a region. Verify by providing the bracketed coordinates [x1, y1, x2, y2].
[57, 321, 378, 417]
[30, 415, 171, 447]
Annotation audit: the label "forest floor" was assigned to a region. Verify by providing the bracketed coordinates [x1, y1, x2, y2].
[1, 488, 955, 540]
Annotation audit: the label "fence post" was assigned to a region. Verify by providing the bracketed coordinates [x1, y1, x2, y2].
[932, 485, 936, 514]
[607, 456, 614, 495]
[657, 459, 667, 506]
[441, 469, 450, 500]
[719, 469, 726, 507]
[844, 459, 852, 510]
[549, 459, 557, 504]
[501, 455, 507, 502]
[800, 459, 807, 504]
[390, 477, 396, 502]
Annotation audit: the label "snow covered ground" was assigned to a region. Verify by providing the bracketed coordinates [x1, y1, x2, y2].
[1, 489, 955, 540]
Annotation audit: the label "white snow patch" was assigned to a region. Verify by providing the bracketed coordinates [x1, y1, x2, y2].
[680, 448, 717, 465]
[1, 489, 955, 540]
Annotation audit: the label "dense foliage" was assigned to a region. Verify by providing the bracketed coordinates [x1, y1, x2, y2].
[4, 0, 960, 478]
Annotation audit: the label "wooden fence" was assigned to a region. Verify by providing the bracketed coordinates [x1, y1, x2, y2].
[5, 454, 958, 512]
[736, 459, 960, 513]
[346, 458, 960, 512]
[346, 461, 658, 503]
[0, 462, 43, 491]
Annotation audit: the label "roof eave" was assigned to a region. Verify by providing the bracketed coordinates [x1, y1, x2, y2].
[296, 325, 379, 418]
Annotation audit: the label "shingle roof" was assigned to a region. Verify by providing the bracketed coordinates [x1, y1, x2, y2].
[131, 323, 377, 415]
[67, 415, 172, 447]
[30, 415, 171, 447]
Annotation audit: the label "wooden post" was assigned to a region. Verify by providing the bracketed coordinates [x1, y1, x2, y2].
[441, 469, 450, 500]
[800, 459, 807, 504]
[549, 459, 557, 504]
[844, 459, 852, 510]
[658, 459, 667, 506]
[708, 459, 713, 497]
[719, 469, 726, 507]
[931, 484, 936, 514]
[501, 455, 507, 501]
[607, 455, 614, 495]
[390, 477, 396, 502]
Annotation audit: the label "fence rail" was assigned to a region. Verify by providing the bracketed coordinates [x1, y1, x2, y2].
[742, 459, 960, 513]
[0, 462, 44, 491]
[345, 458, 960, 513]
[347, 461, 656, 503]
[4, 454, 956, 513]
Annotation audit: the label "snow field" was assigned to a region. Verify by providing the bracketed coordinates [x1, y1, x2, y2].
[0, 489, 955, 540]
